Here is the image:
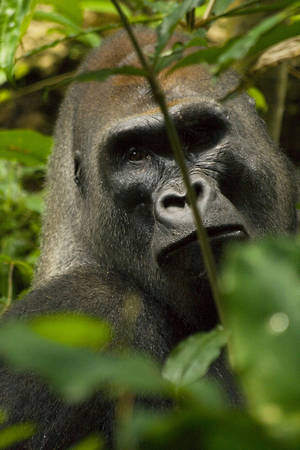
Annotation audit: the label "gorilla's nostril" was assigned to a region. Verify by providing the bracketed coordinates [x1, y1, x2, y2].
[163, 194, 186, 210]
[193, 182, 204, 198]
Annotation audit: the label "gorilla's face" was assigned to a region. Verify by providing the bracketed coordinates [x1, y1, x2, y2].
[103, 100, 248, 278]
[46, 30, 297, 326]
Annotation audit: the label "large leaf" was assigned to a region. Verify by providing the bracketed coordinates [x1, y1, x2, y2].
[162, 327, 227, 387]
[42, 0, 82, 26]
[69, 434, 104, 450]
[0, 129, 52, 166]
[221, 238, 300, 434]
[248, 21, 300, 57]
[0, 0, 37, 81]
[119, 408, 286, 450]
[30, 314, 111, 350]
[171, 9, 294, 73]
[34, 9, 100, 47]
[0, 321, 167, 402]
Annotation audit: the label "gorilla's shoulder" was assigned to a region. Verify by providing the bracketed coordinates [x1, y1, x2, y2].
[2, 267, 131, 322]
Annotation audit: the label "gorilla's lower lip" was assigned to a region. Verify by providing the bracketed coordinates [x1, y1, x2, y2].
[157, 225, 248, 266]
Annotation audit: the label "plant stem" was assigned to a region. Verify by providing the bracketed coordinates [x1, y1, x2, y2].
[111, 0, 223, 321]
[203, 0, 217, 20]
[0, 262, 14, 317]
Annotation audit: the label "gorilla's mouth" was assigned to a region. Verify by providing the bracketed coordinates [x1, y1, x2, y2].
[157, 224, 248, 267]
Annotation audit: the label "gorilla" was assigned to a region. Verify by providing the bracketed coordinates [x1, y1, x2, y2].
[0, 28, 298, 448]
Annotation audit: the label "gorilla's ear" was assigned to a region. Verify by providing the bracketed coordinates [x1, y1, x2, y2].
[295, 168, 300, 230]
[74, 151, 82, 187]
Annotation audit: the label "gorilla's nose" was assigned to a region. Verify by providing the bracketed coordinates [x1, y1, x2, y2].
[155, 177, 214, 228]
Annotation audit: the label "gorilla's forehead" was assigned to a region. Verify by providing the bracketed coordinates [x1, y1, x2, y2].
[73, 28, 246, 146]
[75, 66, 242, 143]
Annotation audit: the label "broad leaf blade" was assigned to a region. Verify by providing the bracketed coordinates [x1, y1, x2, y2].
[0, 322, 167, 402]
[0, 129, 52, 166]
[31, 314, 111, 350]
[221, 238, 300, 432]
[162, 327, 227, 387]
[0, 423, 35, 449]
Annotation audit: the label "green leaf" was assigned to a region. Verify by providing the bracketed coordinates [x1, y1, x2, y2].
[68, 434, 104, 450]
[214, 11, 287, 72]
[0, 322, 167, 402]
[34, 9, 82, 31]
[23, 193, 44, 213]
[79, 0, 128, 15]
[154, 0, 205, 62]
[30, 314, 111, 350]
[162, 327, 227, 387]
[42, 0, 82, 26]
[171, 9, 291, 73]
[247, 87, 268, 112]
[0, 0, 37, 81]
[0, 129, 52, 166]
[0, 423, 35, 449]
[119, 408, 285, 450]
[248, 21, 300, 58]
[221, 0, 297, 17]
[221, 238, 300, 433]
[213, 0, 236, 15]
[34, 8, 100, 47]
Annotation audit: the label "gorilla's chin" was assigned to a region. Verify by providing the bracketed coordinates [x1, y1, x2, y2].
[158, 228, 248, 279]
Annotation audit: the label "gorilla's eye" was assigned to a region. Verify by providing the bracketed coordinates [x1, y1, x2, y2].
[127, 147, 151, 162]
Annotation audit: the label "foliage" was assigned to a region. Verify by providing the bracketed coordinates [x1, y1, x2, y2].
[0, 0, 299, 448]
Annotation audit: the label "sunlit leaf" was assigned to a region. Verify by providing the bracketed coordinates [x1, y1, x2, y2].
[247, 87, 268, 112]
[30, 314, 111, 350]
[42, 0, 82, 26]
[0, 0, 37, 80]
[79, 0, 128, 15]
[68, 434, 104, 450]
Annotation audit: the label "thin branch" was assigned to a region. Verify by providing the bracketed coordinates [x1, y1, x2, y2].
[203, 0, 217, 20]
[186, 9, 196, 30]
[111, 0, 222, 321]
[270, 62, 289, 143]
[0, 71, 76, 105]
[17, 16, 162, 62]
[7, 262, 14, 305]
